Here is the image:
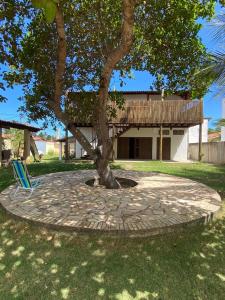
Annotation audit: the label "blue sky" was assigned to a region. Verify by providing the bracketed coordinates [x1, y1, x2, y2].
[0, 4, 224, 136]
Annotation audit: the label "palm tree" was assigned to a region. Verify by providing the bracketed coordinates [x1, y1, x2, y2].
[215, 118, 225, 130]
[207, 12, 225, 92]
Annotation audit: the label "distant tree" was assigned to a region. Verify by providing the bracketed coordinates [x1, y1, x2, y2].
[215, 118, 225, 130]
[37, 132, 46, 139]
[5, 128, 24, 158]
[0, 0, 216, 188]
[208, 128, 216, 133]
[46, 134, 52, 140]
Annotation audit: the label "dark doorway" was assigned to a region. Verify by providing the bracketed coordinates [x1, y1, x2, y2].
[117, 137, 129, 159]
[157, 137, 171, 160]
[118, 137, 152, 159]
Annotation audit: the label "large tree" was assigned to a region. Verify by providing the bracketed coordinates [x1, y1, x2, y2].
[0, 0, 215, 188]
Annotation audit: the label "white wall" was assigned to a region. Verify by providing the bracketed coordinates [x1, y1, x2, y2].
[171, 130, 188, 161]
[75, 127, 94, 158]
[75, 126, 188, 161]
[221, 99, 225, 141]
[221, 127, 225, 142]
[188, 119, 208, 144]
[35, 141, 46, 154]
[116, 127, 188, 161]
[222, 98, 225, 118]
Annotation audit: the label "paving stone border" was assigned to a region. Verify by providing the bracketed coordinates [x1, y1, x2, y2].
[0, 170, 222, 237]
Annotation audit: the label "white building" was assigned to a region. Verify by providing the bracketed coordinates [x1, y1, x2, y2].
[33, 136, 60, 155]
[188, 118, 209, 144]
[221, 99, 225, 141]
[71, 91, 205, 162]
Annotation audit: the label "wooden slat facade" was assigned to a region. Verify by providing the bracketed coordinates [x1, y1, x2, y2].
[111, 100, 203, 126]
[73, 99, 203, 127]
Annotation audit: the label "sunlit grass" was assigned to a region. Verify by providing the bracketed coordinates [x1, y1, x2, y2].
[0, 157, 225, 299]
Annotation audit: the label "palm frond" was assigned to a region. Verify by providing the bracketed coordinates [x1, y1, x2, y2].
[215, 118, 225, 130]
[211, 10, 225, 43]
[210, 51, 225, 86]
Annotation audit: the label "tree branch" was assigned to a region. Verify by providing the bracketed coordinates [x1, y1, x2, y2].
[51, 4, 94, 157]
[100, 0, 136, 87]
[95, 0, 136, 160]
[54, 4, 67, 106]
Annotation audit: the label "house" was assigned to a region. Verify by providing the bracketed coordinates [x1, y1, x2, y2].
[57, 136, 76, 160]
[208, 131, 220, 142]
[68, 91, 204, 161]
[0, 119, 41, 165]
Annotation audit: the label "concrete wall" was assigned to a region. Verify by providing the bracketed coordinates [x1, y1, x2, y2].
[221, 99, 225, 141]
[36, 140, 59, 155]
[35, 141, 46, 154]
[221, 127, 225, 142]
[188, 119, 208, 144]
[75, 127, 94, 158]
[46, 142, 59, 154]
[189, 142, 225, 164]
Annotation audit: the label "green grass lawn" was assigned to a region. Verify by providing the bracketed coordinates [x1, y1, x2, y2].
[0, 157, 225, 299]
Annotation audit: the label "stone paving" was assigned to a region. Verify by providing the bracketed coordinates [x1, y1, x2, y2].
[0, 170, 222, 236]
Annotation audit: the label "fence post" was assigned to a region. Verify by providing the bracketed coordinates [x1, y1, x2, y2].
[198, 123, 202, 162]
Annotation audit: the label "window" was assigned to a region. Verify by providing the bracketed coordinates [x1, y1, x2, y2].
[173, 130, 184, 135]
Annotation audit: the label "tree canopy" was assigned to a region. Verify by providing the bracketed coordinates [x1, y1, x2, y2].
[0, 0, 216, 125]
[0, 0, 219, 187]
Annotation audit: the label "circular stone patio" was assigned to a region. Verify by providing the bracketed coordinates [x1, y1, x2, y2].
[0, 170, 222, 237]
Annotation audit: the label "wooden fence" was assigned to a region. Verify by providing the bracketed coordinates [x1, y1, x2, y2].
[189, 142, 225, 164]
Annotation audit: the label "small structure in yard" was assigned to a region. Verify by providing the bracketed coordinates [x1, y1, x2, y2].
[0, 119, 41, 166]
[57, 136, 76, 160]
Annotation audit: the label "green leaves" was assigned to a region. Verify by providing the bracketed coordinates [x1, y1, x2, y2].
[31, 0, 45, 9]
[44, 1, 57, 23]
[31, 0, 58, 23]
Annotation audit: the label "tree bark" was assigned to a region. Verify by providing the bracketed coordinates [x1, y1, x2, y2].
[51, 2, 136, 188]
[50, 4, 94, 159]
[94, 0, 136, 188]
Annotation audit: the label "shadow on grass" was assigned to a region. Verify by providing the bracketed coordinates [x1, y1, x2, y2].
[0, 208, 225, 299]
[1, 159, 225, 299]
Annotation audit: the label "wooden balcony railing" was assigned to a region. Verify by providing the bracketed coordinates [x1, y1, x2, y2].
[111, 100, 203, 126]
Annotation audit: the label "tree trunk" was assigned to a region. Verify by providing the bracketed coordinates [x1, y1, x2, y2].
[93, 0, 135, 188]
[95, 147, 121, 189]
[52, 1, 135, 189]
